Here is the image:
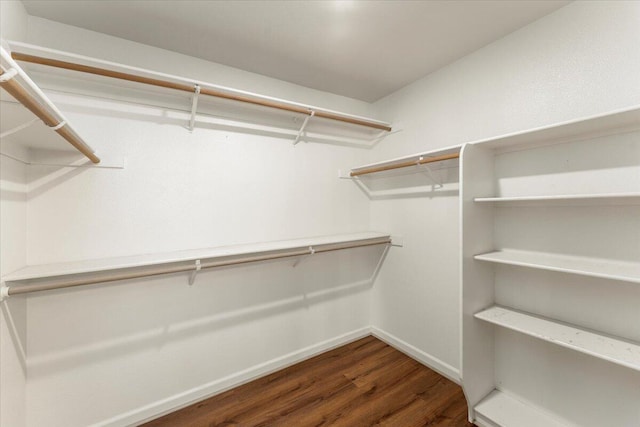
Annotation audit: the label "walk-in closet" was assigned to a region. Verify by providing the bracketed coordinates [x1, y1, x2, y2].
[1, 1, 638, 426]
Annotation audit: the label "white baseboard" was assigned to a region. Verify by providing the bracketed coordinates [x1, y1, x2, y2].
[94, 326, 372, 427]
[371, 326, 460, 385]
[95, 326, 460, 426]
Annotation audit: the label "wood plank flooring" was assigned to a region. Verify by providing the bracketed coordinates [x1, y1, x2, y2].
[142, 336, 474, 427]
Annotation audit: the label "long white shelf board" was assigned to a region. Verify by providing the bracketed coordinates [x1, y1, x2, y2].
[469, 105, 640, 151]
[474, 192, 640, 206]
[474, 250, 640, 284]
[2, 232, 390, 283]
[474, 390, 569, 427]
[475, 306, 640, 372]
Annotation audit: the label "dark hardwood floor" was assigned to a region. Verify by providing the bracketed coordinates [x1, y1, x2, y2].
[142, 336, 473, 427]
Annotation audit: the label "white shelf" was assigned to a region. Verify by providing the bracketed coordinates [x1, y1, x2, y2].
[475, 306, 640, 372]
[474, 250, 640, 284]
[474, 193, 640, 206]
[469, 105, 640, 152]
[2, 232, 390, 283]
[349, 144, 461, 177]
[7, 41, 390, 147]
[474, 390, 569, 427]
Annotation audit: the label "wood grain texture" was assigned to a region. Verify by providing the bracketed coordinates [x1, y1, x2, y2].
[350, 153, 460, 177]
[142, 336, 473, 426]
[0, 67, 100, 163]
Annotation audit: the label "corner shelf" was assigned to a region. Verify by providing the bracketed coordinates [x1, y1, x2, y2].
[475, 306, 640, 372]
[474, 390, 569, 427]
[474, 250, 640, 284]
[474, 192, 640, 206]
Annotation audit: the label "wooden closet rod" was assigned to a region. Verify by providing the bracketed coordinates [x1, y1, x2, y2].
[350, 152, 460, 177]
[4, 238, 391, 298]
[11, 52, 392, 132]
[0, 67, 100, 164]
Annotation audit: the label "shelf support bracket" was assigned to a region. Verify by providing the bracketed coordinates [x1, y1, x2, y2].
[48, 120, 66, 131]
[293, 111, 315, 146]
[417, 158, 443, 188]
[188, 84, 201, 132]
[0, 67, 18, 83]
[188, 259, 201, 285]
[293, 246, 315, 268]
[0, 283, 9, 302]
[369, 128, 402, 147]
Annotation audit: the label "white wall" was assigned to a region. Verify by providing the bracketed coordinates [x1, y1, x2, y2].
[0, 0, 28, 43]
[2, 14, 385, 427]
[23, 89, 379, 427]
[369, 0, 640, 377]
[0, 155, 28, 427]
[25, 16, 377, 119]
[19, 92, 381, 427]
[4, 1, 640, 425]
[1, 2, 30, 426]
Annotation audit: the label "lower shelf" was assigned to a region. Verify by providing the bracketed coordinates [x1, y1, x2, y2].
[475, 306, 640, 372]
[1, 232, 391, 300]
[2, 232, 390, 282]
[474, 390, 568, 427]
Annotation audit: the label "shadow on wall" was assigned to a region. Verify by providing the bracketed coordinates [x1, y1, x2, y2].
[1, 297, 28, 375]
[24, 244, 389, 379]
[26, 160, 91, 201]
[351, 159, 460, 200]
[49, 90, 384, 150]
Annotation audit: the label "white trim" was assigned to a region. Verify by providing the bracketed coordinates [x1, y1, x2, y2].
[91, 327, 372, 427]
[370, 326, 461, 385]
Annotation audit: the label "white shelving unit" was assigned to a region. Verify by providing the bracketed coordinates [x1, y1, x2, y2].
[460, 106, 640, 426]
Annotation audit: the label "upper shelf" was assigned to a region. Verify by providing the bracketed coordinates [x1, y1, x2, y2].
[0, 43, 99, 164]
[470, 105, 640, 152]
[7, 41, 392, 146]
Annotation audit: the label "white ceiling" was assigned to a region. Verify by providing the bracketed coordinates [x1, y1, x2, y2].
[22, 0, 570, 102]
